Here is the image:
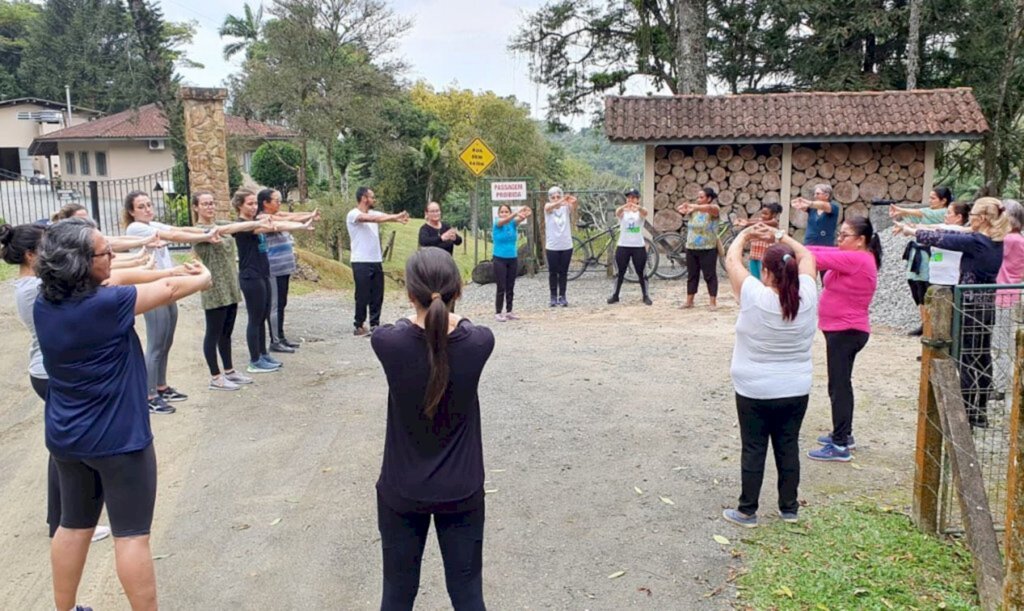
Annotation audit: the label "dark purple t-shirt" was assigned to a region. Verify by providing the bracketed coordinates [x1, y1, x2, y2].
[371, 317, 495, 513]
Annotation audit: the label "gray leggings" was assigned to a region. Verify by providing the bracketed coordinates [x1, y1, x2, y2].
[143, 302, 178, 396]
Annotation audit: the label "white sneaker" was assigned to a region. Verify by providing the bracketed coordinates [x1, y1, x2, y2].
[224, 371, 254, 384]
[209, 376, 240, 391]
[92, 525, 112, 542]
[504, 312, 520, 321]
[495, 313, 507, 322]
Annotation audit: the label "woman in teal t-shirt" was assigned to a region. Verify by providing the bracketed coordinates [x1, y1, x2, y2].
[889, 186, 953, 335]
[492, 204, 531, 322]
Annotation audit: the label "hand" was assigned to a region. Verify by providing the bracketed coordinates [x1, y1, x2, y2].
[517, 208, 532, 220]
[394, 211, 410, 224]
[301, 218, 315, 231]
[143, 252, 156, 270]
[892, 222, 904, 236]
[205, 230, 222, 244]
[259, 216, 275, 229]
[675, 203, 692, 215]
[564, 195, 578, 207]
[791, 197, 809, 211]
[150, 238, 168, 249]
[312, 208, 322, 222]
[144, 232, 161, 246]
[749, 223, 776, 243]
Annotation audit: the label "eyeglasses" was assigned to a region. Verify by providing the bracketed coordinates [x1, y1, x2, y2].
[91, 245, 113, 259]
[837, 232, 856, 240]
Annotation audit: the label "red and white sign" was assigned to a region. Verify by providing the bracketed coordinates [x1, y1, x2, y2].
[490, 181, 528, 201]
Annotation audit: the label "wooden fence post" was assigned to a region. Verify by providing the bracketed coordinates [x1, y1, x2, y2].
[1004, 329, 1024, 607]
[913, 285, 953, 534]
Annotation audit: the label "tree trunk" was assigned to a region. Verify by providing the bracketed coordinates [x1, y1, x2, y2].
[425, 173, 435, 204]
[676, 0, 708, 94]
[906, 0, 922, 89]
[983, 1, 1024, 193]
[325, 138, 336, 194]
[299, 138, 308, 202]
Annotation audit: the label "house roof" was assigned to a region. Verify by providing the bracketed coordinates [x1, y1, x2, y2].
[604, 88, 989, 144]
[32, 103, 295, 143]
[0, 97, 103, 116]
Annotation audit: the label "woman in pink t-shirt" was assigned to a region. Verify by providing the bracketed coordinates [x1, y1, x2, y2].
[805, 215, 882, 462]
[994, 200, 1024, 395]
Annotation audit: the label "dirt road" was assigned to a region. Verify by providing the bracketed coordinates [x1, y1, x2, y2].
[0, 276, 920, 609]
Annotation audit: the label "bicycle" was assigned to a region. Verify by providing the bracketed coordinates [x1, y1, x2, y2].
[651, 213, 740, 280]
[567, 215, 658, 283]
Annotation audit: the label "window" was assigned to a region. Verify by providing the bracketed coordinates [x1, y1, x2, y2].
[64, 151, 75, 175]
[79, 152, 90, 176]
[95, 151, 107, 176]
[242, 151, 253, 173]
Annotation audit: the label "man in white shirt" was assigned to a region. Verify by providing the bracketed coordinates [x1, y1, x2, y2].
[346, 186, 409, 336]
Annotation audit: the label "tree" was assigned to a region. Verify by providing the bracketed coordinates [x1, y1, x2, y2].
[510, 0, 709, 123]
[219, 2, 263, 61]
[250, 141, 306, 200]
[906, 0, 922, 89]
[0, 0, 40, 97]
[417, 135, 444, 204]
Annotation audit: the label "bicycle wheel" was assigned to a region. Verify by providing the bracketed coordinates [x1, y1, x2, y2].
[653, 232, 687, 279]
[619, 238, 659, 283]
[567, 237, 590, 281]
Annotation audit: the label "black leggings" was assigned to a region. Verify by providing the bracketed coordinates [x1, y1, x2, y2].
[268, 274, 290, 342]
[824, 330, 870, 447]
[493, 256, 517, 314]
[546, 249, 572, 299]
[52, 443, 157, 537]
[686, 248, 718, 296]
[31, 376, 62, 537]
[378, 492, 485, 611]
[736, 393, 808, 516]
[961, 293, 995, 424]
[203, 304, 238, 376]
[239, 276, 271, 362]
[908, 279, 929, 306]
[612, 246, 649, 298]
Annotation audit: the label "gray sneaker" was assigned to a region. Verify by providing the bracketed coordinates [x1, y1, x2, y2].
[722, 508, 758, 528]
[209, 376, 240, 391]
[148, 395, 176, 415]
[778, 510, 799, 523]
[224, 371, 253, 385]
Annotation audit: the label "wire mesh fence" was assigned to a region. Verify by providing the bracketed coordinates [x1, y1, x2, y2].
[935, 283, 1024, 536]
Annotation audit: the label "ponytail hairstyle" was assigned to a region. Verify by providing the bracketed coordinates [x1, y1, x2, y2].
[933, 186, 953, 207]
[701, 186, 718, 201]
[256, 188, 275, 215]
[762, 244, 801, 321]
[949, 202, 970, 225]
[405, 247, 463, 418]
[0, 222, 45, 265]
[973, 196, 1011, 241]
[52, 202, 87, 222]
[844, 215, 882, 269]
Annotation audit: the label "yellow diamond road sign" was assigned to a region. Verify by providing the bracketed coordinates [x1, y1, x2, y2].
[459, 138, 496, 176]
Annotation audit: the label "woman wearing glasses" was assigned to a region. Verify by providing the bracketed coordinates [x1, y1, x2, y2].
[805, 216, 882, 463]
[419, 201, 463, 256]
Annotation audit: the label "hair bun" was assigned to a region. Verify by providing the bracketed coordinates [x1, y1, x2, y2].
[0, 223, 13, 247]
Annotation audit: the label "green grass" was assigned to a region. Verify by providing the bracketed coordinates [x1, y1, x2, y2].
[376, 219, 478, 281]
[0, 262, 16, 282]
[736, 503, 978, 610]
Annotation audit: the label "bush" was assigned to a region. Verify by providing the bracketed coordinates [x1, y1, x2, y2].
[250, 141, 312, 201]
[228, 154, 244, 194]
[294, 194, 350, 261]
[158, 194, 191, 227]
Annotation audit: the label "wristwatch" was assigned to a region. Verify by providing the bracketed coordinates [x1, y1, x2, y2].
[774, 229, 785, 241]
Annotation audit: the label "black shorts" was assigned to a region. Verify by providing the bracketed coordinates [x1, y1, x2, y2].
[52, 443, 157, 537]
[908, 279, 930, 306]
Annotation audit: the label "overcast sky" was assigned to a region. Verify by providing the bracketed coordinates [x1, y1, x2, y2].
[161, 0, 557, 119]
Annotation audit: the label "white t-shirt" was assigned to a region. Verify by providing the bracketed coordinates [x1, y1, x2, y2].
[929, 247, 962, 286]
[544, 204, 573, 251]
[14, 276, 46, 378]
[730, 275, 819, 399]
[347, 208, 383, 263]
[125, 221, 173, 270]
[618, 211, 645, 248]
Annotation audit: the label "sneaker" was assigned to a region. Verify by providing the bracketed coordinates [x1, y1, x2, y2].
[778, 510, 799, 523]
[816, 434, 857, 450]
[505, 312, 520, 321]
[92, 524, 112, 542]
[353, 326, 369, 337]
[223, 371, 253, 385]
[642, 295, 653, 306]
[495, 313, 507, 322]
[808, 443, 852, 462]
[722, 508, 758, 528]
[282, 337, 301, 348]
[260, 354, 283, 367]
[148, 395, 176, 415]
[269, 341, 296, 353]
[549, 297, 558, 307]
[908, 325, 923, 336]
[369, 325, 379, 335]
[209, 376, 240, 391]
[607, 295, 619, 304]
[72, 606, 94, 611]
[158, 387, 188, 402]
[558, 296, 568, 307]
[247, 360, 280, 374]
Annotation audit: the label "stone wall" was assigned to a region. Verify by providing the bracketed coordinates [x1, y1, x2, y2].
[180, 87, 231, 220]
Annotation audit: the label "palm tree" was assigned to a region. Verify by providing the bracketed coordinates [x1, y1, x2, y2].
[418, 136, 444, 204]
[219, 3, 263, 61]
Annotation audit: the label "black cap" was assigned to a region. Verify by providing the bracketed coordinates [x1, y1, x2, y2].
[624, 188, 640, 198]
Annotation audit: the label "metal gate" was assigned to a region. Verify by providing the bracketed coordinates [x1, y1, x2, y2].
[0, 167, 180, 233]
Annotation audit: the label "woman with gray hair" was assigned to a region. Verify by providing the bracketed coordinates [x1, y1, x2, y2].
[544, 186, 577, 306]
[791, 183, 841, 246]
[34, 217, 211, 611]
[993, 199, 1024, 394]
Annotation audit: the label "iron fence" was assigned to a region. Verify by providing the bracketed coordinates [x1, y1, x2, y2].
[0, 167, 180, 234]
[938, 283, 1024, 535]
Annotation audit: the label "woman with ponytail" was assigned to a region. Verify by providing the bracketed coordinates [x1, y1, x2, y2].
[370, 247, 495, 610]
[913, 197, 1009, 428]
[721, 223, 818, 527]
[805, 215, 882, 462]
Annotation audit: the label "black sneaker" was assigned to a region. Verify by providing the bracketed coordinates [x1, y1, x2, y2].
[549, 297, 558, 307]
[282, 337, 301, 348]
[642, 295, 653, 306]
[908, 325, 923, 336]
[607, 295, 619, 304]
[158, 387, 188, 402]
[148, 395, 176, 415]
[269, 341, 296, 353]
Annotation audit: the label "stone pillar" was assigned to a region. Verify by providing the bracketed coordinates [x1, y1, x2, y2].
[180, 87, 231, 220]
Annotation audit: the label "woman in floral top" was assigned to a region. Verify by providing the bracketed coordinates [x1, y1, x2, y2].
[677, 187, 720, 309]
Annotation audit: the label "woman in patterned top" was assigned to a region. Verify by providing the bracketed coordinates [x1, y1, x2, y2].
[677, 187, 721, 309]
